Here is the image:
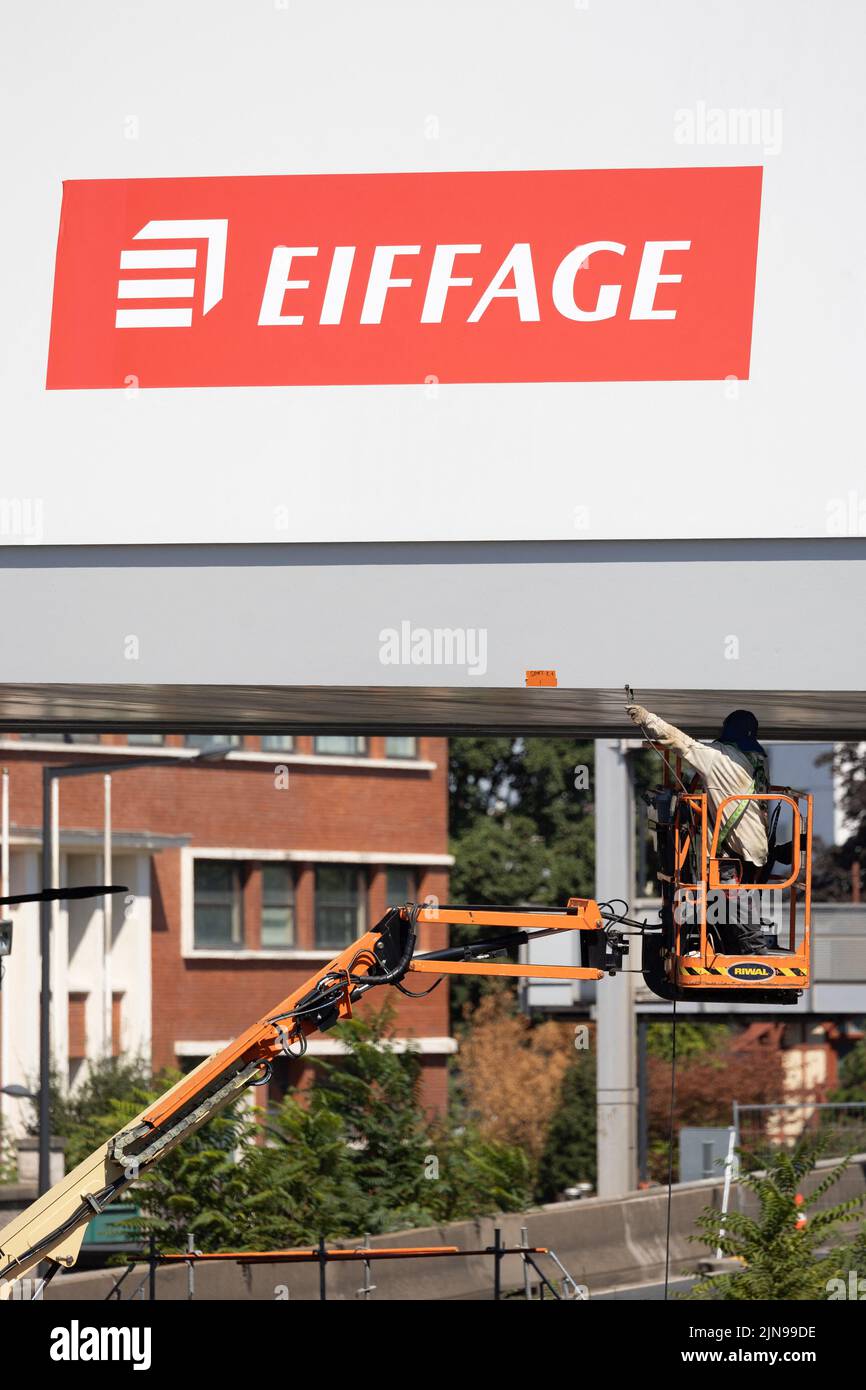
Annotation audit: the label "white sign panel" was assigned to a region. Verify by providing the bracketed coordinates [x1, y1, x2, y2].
[1, 0, 863, 545]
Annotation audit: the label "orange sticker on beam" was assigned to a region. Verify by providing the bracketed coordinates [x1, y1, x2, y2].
[525, 670, 557, 687]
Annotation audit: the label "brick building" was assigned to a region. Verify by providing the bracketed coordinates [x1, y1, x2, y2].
[0, 732, 453, 1138]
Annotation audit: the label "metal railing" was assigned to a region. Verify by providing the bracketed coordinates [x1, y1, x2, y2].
[734, 1101, 866, 1167]
[96, 1226, 585, 1302]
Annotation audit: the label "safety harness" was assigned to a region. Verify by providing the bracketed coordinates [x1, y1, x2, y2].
[715, 745, 769, 854]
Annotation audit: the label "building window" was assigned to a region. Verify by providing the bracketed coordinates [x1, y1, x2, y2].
[315, 865, 366, 949]
[178, 1053, 207, 1076]
[261, 864, 295, 948]
[112, 992, 124, 1057]
[194, 860, 243, 949]
[313, 735, 366, 756]
[385, 736, 418, 759]
[184, 734, 242, 751]
[260, 734, 295, 752]
[127, 733, 165, 745]
[68, 992, 88, 1059]
[18, 732, 98, 744]
[386, 866, 417, 906]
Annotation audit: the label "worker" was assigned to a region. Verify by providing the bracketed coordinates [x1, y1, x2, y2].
[626, 704, 770, 952]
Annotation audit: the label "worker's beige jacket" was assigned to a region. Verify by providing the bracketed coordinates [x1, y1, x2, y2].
[640, 711, 769, 867]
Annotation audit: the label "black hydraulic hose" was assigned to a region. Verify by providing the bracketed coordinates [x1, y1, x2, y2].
[600, 910, 659, 932]
[269, 908, 419, 1027]
[349, 907, 419, 986]
[416, 929, 533, 962]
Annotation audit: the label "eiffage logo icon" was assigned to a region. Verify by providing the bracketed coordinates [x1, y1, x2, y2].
[115, 219, 227, 328]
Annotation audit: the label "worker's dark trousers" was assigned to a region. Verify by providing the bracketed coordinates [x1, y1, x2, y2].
[720, 862, 766, 955]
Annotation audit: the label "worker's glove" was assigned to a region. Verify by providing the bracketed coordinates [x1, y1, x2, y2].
[626, 704, 651, 728]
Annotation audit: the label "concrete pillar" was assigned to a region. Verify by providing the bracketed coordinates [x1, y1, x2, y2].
[594, 739, 638, 1196]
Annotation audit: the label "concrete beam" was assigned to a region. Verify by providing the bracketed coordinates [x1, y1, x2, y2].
[0, 538, 863, 696]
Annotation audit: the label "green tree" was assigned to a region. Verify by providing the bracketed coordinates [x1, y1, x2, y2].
[448, 737, 521, 839]
[646, 1021, 732, 1064]
[246, 1047, 532, 1243]
[832, 1039, 866, 1103]
[234, 1008, 532, 1244]
[27, 1055, 153, 1165]
[0, 1118, 17, 1182]
[243, 1098, 367, 1246]
[448, 737, 595, 1011]
[448, 812, 548, 907]
[424, 1122, 532, 1221]
[811, 744, 866, 900]
[52, 1071, 266, 1252]
[688, 1142, 866, 1300]
[132, 1097, 263, 1251]
[309, 1005, 434, 1232]
[823, 1041, 866, 1154]
[448, 737, 595, 906]
[535, 1051, 597, 1201]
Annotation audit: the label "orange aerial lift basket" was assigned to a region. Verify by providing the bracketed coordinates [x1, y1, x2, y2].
[640, 747, 812, 1005]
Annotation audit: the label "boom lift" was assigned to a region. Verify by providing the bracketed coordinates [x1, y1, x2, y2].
[0, 897, 623, 1286]
[0, 774, 813, 1287]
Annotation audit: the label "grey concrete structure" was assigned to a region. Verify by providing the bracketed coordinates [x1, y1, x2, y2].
[594, 741, 638, 1196]
[0, 539, 863, 707]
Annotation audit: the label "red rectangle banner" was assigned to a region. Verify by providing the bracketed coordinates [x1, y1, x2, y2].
[46, 167, 762, 389]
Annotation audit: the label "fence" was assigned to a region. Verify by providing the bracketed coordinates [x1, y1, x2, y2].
[734, 1101, 866, 1169]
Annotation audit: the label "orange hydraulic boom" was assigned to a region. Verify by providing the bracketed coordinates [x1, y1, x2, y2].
[0, 896, 622, 1286]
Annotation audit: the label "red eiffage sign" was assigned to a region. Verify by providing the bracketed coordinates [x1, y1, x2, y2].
[46, 167, 762, 389]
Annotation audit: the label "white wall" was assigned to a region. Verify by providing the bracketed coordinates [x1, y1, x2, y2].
[0, 847, 152, 1140]
[0, 853, 41, 1140]
[1, 0, 864, 546]
[111, 852, 152, 1068]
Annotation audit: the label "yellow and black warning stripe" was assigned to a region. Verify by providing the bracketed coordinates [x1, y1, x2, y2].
[679, 962, 805, 979]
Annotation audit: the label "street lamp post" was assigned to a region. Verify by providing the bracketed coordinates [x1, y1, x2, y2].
[38, 767, 52, 1199]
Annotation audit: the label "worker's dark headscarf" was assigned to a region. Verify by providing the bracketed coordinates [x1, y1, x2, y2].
[720, 709, 767, 758]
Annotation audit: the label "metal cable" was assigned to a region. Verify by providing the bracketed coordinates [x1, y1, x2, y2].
[664, 995, 678, 1300]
